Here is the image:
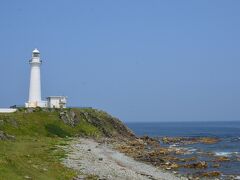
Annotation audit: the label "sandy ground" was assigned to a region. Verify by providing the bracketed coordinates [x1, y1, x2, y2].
[62, 138, 181, 180]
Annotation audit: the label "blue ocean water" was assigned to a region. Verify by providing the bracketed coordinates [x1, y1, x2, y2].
[126, 121, 240, 176]
[126, 121, 240, 138]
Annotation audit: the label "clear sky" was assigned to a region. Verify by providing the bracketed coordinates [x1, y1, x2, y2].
[0, 0, 239, 122]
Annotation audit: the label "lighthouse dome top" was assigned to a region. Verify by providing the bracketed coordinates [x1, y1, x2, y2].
[33, 48, 40, 54]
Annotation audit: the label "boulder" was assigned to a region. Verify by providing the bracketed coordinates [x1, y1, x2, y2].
[161, 137, 219, 145]
[199, 137, 219, 144]
[201, 171, 221, 177]
[212, 163, 220, 168]
[0, 131, 15, 140]
[214, 156, 230, 162]
[184, 161, 208, 169]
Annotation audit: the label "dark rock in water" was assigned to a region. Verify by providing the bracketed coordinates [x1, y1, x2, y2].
[161, 137, 220, 145]
[140, 136, 160, 147]
[184, 161, 208, 169]
[198, 137, 219, 144]
[200, 171, 221, 177]
[179, 157, 197, 162]
[212, 163, 221, 168]
[168, 163, 180, 170]
[0, 131, 15, 140]
[213, 156, 230, 162]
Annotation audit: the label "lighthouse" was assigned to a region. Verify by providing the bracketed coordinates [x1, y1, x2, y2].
[25, 49, 47, 108]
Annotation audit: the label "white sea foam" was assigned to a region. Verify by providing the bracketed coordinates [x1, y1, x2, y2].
[169, 144, 178, 148]
[215, 152, 231, 156]
[188, 148, 197, 152]
[214, 151, 239, 157]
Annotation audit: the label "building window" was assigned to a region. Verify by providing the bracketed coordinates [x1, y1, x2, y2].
[33, 53, 39, 57]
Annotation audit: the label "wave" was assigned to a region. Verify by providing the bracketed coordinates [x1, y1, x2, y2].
[214, 151, 239, 157]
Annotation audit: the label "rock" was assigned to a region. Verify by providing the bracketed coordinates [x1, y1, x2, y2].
[32, 164, 39, 169]
[88, 149, 91, 152]
[201, 171, 221, 177]
[0, 120, 4, 126]
[74, 175, 87, 180]
[140, 136, 160, 147]
[169, 163, 180, 169]
[24, 176, 32, 179]
[59, 111, 78, 127]
[174, 148, 188, 155]
[27, 108, 34, 113]
[0, 131, 7, 140]
[234, 175, 240, 180]
[212, 163, 220, 168]
[0, 131, 15, 140]
[184, 161, 208, 169]
[60, 109, 136, 138]
[199, 137, 219, 144]
[161, 137, 219, 145]
[214, 156, 230, 162]
[179, 157, 197, 162]
[42, 168, 48, 172]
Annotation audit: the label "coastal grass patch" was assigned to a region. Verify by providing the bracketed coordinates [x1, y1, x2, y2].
[45, 124, 71, 138]
[0, 136, 76, 180]
[0, 110, 102, 138]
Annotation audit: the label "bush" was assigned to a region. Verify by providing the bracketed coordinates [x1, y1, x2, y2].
[45, 124, 71, 138]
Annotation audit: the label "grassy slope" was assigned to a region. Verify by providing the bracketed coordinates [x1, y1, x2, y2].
[0, 108, 127, 180]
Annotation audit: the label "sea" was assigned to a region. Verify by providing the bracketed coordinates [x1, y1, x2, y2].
[126, 121, 240, 178]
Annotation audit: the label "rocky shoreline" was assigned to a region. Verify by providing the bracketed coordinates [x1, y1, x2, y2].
[62, 138, 180, 180]
[60, 135, 240, 180]
[113, 136, 239, 180]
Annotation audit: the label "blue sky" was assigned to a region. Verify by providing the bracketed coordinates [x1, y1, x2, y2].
[0, 0, 239, 122]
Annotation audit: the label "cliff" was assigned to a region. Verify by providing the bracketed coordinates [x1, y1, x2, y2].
[0, 108, 135, 180]
[0, 108, 134, 139]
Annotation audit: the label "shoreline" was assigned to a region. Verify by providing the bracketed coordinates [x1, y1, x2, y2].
[61, 138, 181, 180]
[61, 136, 240, 180]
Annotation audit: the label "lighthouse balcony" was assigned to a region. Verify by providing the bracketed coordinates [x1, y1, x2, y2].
[29, 59, 42, 64]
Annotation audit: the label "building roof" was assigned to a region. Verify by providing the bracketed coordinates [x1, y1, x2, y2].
[32, 48, 40, 53]
[46, 96, 67, 99]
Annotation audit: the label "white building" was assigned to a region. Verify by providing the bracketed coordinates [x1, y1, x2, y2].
[47, 96, 67, 108]
[0, 109, 17, 113]
[25, 49, 67, 109]
[25, 49, 47, 108]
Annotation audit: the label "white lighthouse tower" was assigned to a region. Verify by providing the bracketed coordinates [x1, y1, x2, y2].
[25, 49, 47, 108]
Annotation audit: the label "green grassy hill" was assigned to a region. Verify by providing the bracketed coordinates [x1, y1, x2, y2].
[0, 108, 134, 180]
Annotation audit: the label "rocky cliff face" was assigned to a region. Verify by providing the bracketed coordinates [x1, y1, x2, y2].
[59, 108, 135, 139]
[0, 107, 135, 140]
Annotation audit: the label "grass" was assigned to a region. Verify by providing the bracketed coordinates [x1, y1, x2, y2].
[0, 110, 101, 138]
[0, 108, 114, 180]
[0, 136, 76, 180]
